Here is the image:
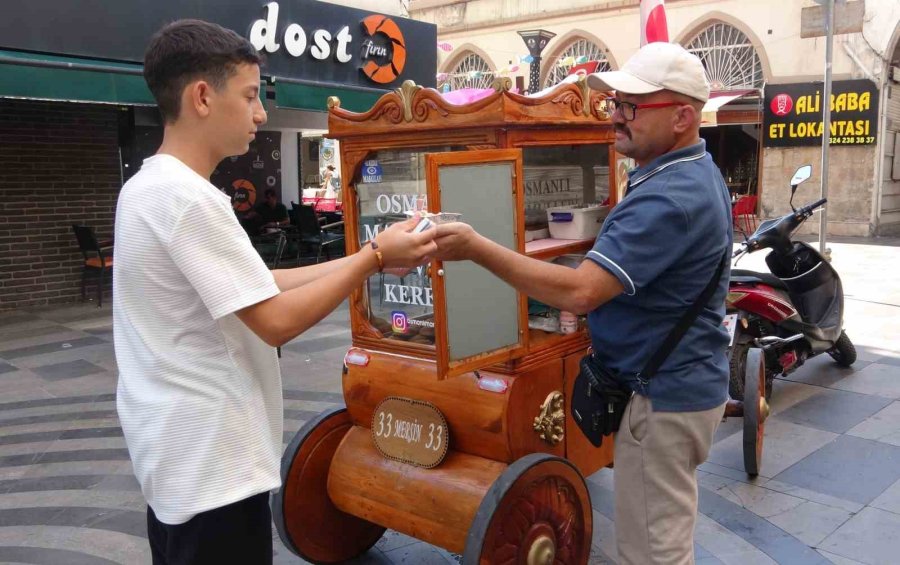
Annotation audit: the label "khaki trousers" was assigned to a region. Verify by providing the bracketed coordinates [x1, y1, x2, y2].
[614, 394, 725, 565]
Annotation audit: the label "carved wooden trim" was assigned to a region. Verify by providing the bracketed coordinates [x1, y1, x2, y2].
[329, 81, 504, 133]
[328, 80, 614, 138]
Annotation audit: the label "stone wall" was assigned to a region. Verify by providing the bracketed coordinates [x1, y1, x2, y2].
[760, 145, 876, 237]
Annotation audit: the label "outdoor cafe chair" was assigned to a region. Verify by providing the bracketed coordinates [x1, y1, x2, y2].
[293, 203, 345, 264]
[71, 224, 113, 307]
[732, 195, 758, 236]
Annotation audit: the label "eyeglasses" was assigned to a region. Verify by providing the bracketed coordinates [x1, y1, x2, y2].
[602, 98, 684, 121]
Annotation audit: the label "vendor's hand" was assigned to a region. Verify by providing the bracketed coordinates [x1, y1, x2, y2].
[373, 216, 437, 269]
[432, 222, 479, 261]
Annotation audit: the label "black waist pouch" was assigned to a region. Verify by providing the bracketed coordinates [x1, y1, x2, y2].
[570, 251, 729, 448]
[571, 353, 632, 447]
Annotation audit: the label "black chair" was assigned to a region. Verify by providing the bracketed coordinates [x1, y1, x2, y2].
[72, 224, 113, 307]
[250, 230, 288, 269]
[293, 204, 345, 263]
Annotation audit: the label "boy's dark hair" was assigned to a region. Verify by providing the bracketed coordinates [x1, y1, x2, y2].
[264, 189, 276, 198]
[144, 19, 261, 123]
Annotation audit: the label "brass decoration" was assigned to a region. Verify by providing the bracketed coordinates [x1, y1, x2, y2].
[527, 535, 556, 565]
[593, 94, 611, 121]
[533, 391, 565, 445]
[491, 76, 513, 92]
[396, 80, 423, 122]
[326, 96, 341, 110]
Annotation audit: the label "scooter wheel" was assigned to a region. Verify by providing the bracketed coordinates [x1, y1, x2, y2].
[730, 339, 774, 402]
[729, 341, 749, 401]
[828, 331, 857, 367]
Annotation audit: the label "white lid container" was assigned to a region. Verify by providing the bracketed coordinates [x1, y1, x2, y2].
[546, 205, 610, 240]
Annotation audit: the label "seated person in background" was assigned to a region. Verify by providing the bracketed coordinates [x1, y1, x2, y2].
[245, 189, 289, 233]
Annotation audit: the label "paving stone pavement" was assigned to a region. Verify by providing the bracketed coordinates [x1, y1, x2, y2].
[0, 238, 899, 564]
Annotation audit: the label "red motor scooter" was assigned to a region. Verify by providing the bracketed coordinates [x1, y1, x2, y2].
[724, 165, 856, 476]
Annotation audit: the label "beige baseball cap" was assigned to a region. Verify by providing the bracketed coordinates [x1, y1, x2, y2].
[587, 42, 710, 103]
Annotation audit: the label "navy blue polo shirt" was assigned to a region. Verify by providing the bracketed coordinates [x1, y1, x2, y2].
[586, 140, 732, 412]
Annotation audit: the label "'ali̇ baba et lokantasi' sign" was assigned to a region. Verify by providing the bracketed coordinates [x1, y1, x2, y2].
[763, 79, 878, 147]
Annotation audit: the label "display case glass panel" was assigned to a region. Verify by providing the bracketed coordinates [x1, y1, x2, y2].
[356, 147, 460, 345]
[522, 144, 610, 227]
[426, 149, 528, 378]
[438, 162, 519, 361]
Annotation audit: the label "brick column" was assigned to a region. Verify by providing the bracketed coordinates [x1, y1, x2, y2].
[0, 99, 123, 310]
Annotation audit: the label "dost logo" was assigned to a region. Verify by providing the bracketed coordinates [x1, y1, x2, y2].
[391, 311, 408, 334]
[248, 2, 406, 86]
[360, 15, 406, 84]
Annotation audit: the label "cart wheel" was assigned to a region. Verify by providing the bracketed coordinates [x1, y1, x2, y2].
[272, 406, 385, 564]
[462, 453, 592, 565]
[743, 347, 769, 477]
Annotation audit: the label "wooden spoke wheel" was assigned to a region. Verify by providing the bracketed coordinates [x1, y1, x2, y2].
[463, 453, 592, 565]
[272, 406, 385, 564]
[742, 347, 769, 477]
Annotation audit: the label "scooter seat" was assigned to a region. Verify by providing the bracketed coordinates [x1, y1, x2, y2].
[731, 269, 789, 291]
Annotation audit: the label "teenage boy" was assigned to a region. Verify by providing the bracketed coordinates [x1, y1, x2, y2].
[113, 19, 436, 564]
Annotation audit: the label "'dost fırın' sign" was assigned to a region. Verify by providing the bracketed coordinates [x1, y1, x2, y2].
[764, 79, 879, 147]
[2, 0, 436, 90]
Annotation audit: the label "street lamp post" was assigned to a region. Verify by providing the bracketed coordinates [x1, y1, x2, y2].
[817, 0, 836, 259]
[516, 29, 556, 94]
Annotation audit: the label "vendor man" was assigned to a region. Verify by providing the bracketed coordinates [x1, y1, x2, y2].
[432, 42, 731, 564]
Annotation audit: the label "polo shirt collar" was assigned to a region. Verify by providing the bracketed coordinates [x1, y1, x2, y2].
[627, 140, 707, 190]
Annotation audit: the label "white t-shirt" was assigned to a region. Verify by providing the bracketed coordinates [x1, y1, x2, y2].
[113, 154, 283, 525]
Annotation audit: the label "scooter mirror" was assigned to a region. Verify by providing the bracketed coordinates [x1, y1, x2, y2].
[789, 165, 812, 211]
[790, 165, 812, 188]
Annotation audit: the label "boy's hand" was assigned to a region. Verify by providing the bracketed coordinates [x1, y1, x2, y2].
[373, 216, 438, 269]
[432, 222, 479, 261]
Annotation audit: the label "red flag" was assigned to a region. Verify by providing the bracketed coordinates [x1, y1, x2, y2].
[641, 0, 669, 46]
[567, 61, 601, 78]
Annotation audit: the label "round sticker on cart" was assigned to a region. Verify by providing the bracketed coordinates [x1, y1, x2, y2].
[271, 149, 280, 161]
[266, 176, 276, 187]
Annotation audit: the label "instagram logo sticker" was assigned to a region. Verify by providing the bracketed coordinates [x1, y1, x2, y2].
[391, 311, 409, 334]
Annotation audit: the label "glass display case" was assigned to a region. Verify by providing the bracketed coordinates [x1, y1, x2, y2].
[330, 82, 621, 377]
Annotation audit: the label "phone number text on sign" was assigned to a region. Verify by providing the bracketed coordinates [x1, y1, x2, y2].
[371, 397, 449, 468]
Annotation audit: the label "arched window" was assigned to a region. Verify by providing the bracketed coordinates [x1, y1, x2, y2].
[444, 53, 494, 91]
[543, 39, 611, 89]
[685, 22, 763, 90]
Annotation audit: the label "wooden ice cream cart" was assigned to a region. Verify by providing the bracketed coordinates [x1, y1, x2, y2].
[272, 78, 767, 564]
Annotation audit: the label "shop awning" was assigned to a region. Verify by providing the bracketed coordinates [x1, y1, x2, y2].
[0, 49, 154, 105]
[701, 89, 758, 127]
[273, 78, 387, 113]
[0, 50, 390, 113]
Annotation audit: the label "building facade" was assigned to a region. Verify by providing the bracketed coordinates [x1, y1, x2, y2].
[411, 0, 900, 236]
[0, 0, 432, 309]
